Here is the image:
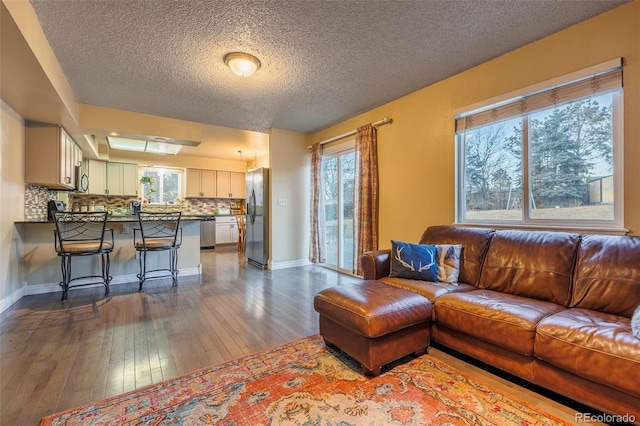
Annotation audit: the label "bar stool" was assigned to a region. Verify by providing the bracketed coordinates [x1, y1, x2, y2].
[134, 212, 182, 291]
[236, 214, 246, 253]
[52, 211, 113, 302]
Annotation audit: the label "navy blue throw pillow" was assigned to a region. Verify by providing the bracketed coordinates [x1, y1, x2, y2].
[389, 240, 438, 281]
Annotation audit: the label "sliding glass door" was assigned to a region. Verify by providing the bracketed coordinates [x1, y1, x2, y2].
[322, 148, 356, 273]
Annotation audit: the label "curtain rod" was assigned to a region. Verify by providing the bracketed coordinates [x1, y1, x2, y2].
[307, 117, 393, 149]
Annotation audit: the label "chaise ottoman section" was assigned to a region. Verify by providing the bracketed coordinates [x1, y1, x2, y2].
[314, 280, 432, 376]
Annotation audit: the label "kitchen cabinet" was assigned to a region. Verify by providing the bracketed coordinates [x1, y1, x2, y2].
[122, 164, 139, 196]
[186, 169, 216, 198]
[216, 171, 245, 199]
[215, 216, 238, 245]
[106, 163, 121, 195]
[186, 169, 202, 197]
[25, 124, 80, 190]
[73, 144, 83, 175]
[87, 160, 138, 196]
[87, 159, 107, 195]
[107, 162, 138, 196]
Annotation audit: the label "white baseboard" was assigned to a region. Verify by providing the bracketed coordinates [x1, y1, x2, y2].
[0, 267, 201, 312]
[0, 283, 26, 315]
[269, 259, 312, 270]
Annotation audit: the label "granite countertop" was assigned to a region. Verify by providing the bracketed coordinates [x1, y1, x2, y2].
[15, 214, 215, 224]
[14, 212, 243, 225]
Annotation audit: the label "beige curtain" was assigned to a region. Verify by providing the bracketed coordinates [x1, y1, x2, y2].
[354, 124, 378, 275]
[309, 143, 326, 263]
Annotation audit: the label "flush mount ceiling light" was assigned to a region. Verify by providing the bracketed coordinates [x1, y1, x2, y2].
[224, 52, 261, 77]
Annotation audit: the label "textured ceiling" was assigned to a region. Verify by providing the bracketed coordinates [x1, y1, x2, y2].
[30, 0, 627, 136]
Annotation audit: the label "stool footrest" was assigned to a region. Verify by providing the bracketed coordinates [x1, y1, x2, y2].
[314, 280, 432, 376]
[320, 316, 429, 376]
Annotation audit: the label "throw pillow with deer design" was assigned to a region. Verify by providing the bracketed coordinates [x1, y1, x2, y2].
[390, 241, 438, 281]
[389, 241, 462, 284]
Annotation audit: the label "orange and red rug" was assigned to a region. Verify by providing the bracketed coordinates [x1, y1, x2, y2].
[41, 334, 571, 425]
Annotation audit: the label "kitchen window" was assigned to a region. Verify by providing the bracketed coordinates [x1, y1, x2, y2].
[140, 167, 184, 204]
[455, 60, 624, 232]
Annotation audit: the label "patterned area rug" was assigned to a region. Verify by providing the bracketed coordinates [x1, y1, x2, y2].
[41, 334, 571, 425]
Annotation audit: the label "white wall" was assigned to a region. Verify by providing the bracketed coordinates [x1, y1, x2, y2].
[0, 100, 26, 310]
[268, 128, 310, 268]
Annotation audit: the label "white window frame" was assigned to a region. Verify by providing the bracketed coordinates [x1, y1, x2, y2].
[454, 59, 626, 234]
[139, 166, 184, 204]
[320, 139, 358, 275]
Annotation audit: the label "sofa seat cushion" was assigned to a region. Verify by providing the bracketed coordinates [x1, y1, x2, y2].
[379, 276, 475, 303]
[435, 290, 565, 356]
[535, 308, 640, 397]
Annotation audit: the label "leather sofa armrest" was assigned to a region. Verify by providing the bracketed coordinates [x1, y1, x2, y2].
[361, 249, 391, 280]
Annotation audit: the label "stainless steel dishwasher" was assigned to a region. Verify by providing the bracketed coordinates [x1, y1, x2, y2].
[200, 217, 216, 248]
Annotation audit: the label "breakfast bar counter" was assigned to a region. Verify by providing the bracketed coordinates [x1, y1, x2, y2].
[14, 217, 201, 295]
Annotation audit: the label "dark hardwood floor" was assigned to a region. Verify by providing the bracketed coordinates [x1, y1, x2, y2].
[1, 247, 598, 425]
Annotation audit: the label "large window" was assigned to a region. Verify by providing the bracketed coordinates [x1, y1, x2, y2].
[455, 61, 623, 231]
[140, 167, 183, 204]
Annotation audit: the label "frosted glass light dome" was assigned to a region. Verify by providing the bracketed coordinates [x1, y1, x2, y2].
[224, 52, 261, 77]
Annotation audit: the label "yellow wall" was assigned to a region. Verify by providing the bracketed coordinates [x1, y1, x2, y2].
[0, 101, 26, 304]
[310, 1, 640, 244]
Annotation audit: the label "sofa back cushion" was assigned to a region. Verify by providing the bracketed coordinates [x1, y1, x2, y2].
[571, 234, 640, 317]
[420, 226, 494, 286]
[478, 229, 580, 306]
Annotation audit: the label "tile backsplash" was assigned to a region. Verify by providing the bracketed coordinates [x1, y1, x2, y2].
[24, 185, 245, 220]
[24, 185, 57, 221]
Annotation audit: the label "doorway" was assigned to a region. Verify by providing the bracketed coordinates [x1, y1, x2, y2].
[321, 148, 356, 273]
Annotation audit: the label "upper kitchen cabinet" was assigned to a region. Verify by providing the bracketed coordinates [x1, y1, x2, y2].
[107, 162, 138, 196]
[25, 123, 80, 190]
[122, 164, 139, 196]
[216, 171, 246, 199]
[87, 160, 138, 196]
[73, 144, 83, 177]
[186, 169, 216, 198]
[87, 159, 107, 195]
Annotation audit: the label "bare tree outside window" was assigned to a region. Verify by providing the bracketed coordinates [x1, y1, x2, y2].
[461, 92, 616, 222]
[465, 121, 521, 216]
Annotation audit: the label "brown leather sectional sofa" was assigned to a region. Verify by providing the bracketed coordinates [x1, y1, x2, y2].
[361, 225, 640, 423]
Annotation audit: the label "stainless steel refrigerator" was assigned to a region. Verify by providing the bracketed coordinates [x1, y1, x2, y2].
[246, 167, 269, 268]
